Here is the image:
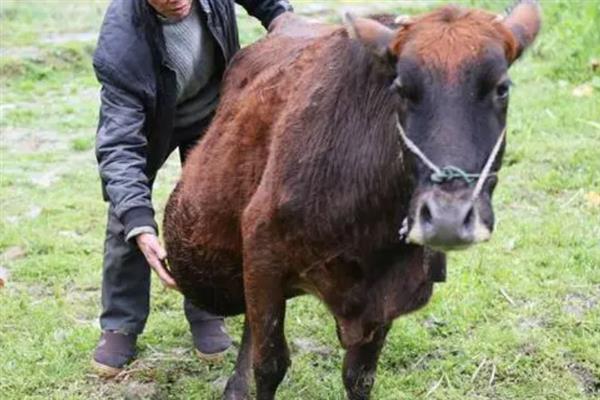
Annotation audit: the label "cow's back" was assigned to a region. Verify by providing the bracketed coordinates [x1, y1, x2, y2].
[163, 16, 341, 314]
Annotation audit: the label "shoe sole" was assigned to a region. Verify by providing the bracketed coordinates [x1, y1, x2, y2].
[91, 359, 123, 378]
[195, 348, 228, 362]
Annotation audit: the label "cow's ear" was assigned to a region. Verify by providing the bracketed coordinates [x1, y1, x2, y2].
[502, 0, 541, 61]
[344, 13, 396, 59]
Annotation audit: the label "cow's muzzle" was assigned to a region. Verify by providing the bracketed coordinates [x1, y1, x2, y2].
[406, 188, 492, 251]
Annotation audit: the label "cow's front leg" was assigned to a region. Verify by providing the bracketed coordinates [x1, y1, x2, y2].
[245, 274, 289, 400]
[342, 323, 391, 400]
[243, 236, 289, 399]
[224, 318, 252, 400]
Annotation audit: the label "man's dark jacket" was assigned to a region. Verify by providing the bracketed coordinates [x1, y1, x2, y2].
[94, 0, 291, 238]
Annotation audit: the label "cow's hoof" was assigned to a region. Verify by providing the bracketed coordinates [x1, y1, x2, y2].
[223, 391, 249, 400]
[223, 375, 250, 400]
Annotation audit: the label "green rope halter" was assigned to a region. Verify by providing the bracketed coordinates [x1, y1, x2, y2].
[430, 165, 488, 186]
[395, 113, 507, 199]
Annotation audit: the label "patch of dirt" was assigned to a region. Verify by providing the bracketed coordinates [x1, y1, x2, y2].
[65, 284, 100, 323]
[0, 46, 43, 60]
[41, 32, 98, 45]
[19, 149, 93, 188]
[518, 342, 538, 356]
[67, 87, 100, 105]
[2, 128, 96, 186]
[9, 282, 54, 299]
[292, 337, 335, 357]
[572, 84, 594, 98]
[517, 316, 546, 331]
[121, 381, 159, 400]
[563, 292, 598, 319]
[58, 230, 84, 239]
[568, 363, 600, 395]
[423, 316, 447, 330]
[86, 378, 161, 400]
[5, 206, 43, 224]
[1, 246, 27, 262]
[30, 169, 63, 188]
[0, 128, 70, 154]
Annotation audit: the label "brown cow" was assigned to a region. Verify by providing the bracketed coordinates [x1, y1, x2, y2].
[164, 2, 541, 399]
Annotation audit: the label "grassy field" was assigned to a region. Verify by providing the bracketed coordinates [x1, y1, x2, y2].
[1, 1, 599, 399]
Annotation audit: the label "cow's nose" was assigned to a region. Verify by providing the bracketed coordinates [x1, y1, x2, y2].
[418, 197, 475, 246]
[407, 190, 491, 250]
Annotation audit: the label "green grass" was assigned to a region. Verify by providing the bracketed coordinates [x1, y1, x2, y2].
[1, 1, 599, 399]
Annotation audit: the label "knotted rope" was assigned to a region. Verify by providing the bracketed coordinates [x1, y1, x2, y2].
[430, 166, 481, 185]
[395, 114, 506, 201]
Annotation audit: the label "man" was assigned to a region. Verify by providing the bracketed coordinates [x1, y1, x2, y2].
[92, 0, 293, 377]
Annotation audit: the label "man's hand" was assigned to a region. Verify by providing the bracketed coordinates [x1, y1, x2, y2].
[136, 233, 180, 291]
[268, 11, 294, 33]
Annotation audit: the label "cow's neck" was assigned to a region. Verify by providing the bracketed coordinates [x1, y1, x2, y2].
[286, 30, 413, 252]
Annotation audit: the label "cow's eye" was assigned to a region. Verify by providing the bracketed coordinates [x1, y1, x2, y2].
[392, 77, 407, 98]
[392, 76, 419, 104]
[496, 80, 512, 100]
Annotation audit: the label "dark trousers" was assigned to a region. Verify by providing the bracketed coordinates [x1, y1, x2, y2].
[100, 118, 215, 335]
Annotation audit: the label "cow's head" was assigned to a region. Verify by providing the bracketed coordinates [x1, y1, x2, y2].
[346, 1, 541, 251]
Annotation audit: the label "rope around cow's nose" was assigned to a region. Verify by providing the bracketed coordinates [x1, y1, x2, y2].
[430, 166, 481, 185]
[394, 113, 507, 201]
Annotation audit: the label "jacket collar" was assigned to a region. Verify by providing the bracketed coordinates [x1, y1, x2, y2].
[140, 0, 170, 68]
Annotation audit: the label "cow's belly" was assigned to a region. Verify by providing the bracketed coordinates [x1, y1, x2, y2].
[169, 243, 246, 316]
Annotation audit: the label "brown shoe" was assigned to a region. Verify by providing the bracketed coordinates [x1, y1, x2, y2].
[191, 318, 232, 361]
[91, 331, 137, 378]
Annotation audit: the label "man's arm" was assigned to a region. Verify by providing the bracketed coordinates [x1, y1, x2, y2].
[95, 61, 157, 239]
[95, 61, 178, 290]
[235, 0, 293, 29]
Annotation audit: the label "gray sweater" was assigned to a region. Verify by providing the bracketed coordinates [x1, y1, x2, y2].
[162, 1, 220, 129]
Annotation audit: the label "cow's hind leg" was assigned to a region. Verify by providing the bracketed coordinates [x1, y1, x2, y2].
[224, 318, 252, 400]
[342, 324, 391, 400]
